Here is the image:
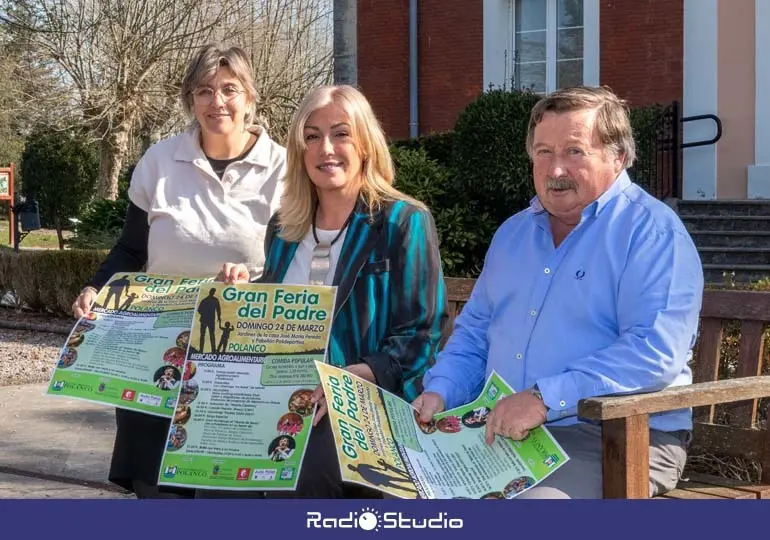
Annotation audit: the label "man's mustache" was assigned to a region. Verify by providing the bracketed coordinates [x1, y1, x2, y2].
[546, 177, 578, 191]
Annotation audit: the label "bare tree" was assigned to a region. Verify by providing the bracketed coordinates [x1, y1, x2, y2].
[2, 0, 333, 199]
[0, 10, 63, 171]
[131, 0, 334, 153]
[0, 35, 27, 170]
[236, 0, 334, 141]
[2, 0, 247, 200]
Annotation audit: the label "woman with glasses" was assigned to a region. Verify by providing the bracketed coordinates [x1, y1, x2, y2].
[70, 43, 286, 499]
[217, 84, 448, 498]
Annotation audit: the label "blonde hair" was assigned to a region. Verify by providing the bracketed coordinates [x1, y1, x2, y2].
[180, 43, 259, 126]
[526, 85, 636, 168]
[278, 85, 425, 242]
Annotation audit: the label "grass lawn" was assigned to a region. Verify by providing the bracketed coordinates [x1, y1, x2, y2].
[0, 219, 72, 249]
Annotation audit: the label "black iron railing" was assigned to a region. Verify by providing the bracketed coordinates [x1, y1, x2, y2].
[630, 101, 722, 200]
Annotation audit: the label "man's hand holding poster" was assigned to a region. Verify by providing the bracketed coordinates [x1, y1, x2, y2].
[315, 362, 570, 499]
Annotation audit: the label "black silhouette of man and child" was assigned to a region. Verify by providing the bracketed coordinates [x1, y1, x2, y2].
[99, 280, 235, 354]
[348, 458, 419, 496]
[98, 281, 234, 354]
[98, 275, 138, 311]
[195, 288, 233, 353]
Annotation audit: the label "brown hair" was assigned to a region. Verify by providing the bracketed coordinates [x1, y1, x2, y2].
[526, 86, 636, 168]
[180, 43, 258, 126]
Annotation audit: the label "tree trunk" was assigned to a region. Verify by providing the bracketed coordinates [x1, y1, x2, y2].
[140, 128, 162, 154]
[140, 132, 152, 154]
[55, 215, 64, 250]
[97, 125, 131, 200]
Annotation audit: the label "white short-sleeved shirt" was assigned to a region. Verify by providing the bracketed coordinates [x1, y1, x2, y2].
[128, 126, 286, 279]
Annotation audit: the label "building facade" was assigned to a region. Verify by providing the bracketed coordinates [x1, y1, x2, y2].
[354, 0, 769, 200]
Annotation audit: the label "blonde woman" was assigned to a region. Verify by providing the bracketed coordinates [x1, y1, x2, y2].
[71, 43, 286, 499]
[219, 84, 448, 498]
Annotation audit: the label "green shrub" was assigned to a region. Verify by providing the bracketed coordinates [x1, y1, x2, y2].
[452, 88, 540, 217]
[391, 132, 455, 167]
[450, 88, 541, 268]
[628, 104, 667, 195]
[20, 127, 99, 248]
[69, 198, 129, 249]
[391, 145, 495, 277]
[68, 160, 135, 250]
[0, 245, 12, 294]
[0, 248, 107, 315]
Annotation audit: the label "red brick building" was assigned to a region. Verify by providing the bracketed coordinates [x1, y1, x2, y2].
[355, 0, 770, 200]
[356, 0, 683, 141]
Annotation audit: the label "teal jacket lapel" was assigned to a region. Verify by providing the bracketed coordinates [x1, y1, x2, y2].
[261, 234, 299, 284]
[331, 200, 384, 318]
[261, 199, 384, 319]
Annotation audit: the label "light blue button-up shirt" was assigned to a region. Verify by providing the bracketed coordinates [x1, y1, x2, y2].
[423, 171, 703, 432]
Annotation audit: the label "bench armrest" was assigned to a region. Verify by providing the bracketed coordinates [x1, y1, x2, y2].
[578, 376, 770, 421]
[576, 376, 770, 499]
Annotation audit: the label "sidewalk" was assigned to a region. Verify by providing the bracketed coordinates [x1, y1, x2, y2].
[0, 472, 133, 498]
[0, 383, 134, 498]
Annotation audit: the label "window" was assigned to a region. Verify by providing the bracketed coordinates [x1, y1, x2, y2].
[513, 0, 584, 93]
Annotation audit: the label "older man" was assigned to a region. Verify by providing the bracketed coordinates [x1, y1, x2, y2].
[414, 86, 704, 499]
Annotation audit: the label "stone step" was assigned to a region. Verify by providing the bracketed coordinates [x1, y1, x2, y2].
[703, 264, 770, 284]
[682, 215, 770, 232]
[677, 200, 770, 217]
[698, 247, 770, 266]
[689, 231, 770, 248]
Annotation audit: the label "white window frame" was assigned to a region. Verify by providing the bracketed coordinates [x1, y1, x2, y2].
[483, 0, 599, 92]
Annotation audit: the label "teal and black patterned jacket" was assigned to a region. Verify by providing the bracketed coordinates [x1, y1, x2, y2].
[258, 197, 449, 401]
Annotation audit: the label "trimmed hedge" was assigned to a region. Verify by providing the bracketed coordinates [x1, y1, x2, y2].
[0, 247, 107, 315]
[391, 89, 674, 276]
[391, 145, 495, 277]
[391, 132, 455, 168]
[628, 104, 667, 196]
[452, 89, 542, 226]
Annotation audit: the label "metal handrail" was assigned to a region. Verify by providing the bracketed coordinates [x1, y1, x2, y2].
[681, 114, 723, 149]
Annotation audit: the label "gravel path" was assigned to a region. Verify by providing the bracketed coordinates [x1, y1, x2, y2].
[0, 328, 65, 386]
[0, 308, 72, 387]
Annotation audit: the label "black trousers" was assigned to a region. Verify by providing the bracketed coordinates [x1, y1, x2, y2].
[133, 479, 194, 499]
[109, 409, 195, 499]
[195, 416, 383, 499]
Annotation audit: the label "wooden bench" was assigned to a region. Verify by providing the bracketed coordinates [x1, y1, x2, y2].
[443, 278, 770, 499]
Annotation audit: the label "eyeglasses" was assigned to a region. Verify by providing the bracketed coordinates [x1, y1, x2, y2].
[191, 85, 245, 105]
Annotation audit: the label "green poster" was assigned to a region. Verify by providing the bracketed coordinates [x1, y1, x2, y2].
[317, 363, 570, 499]
[46, 273, 213, 417]
[157, 282, 336, 492]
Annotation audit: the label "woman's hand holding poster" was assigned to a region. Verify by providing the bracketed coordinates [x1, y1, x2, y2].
[46, 273, 213, 417]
